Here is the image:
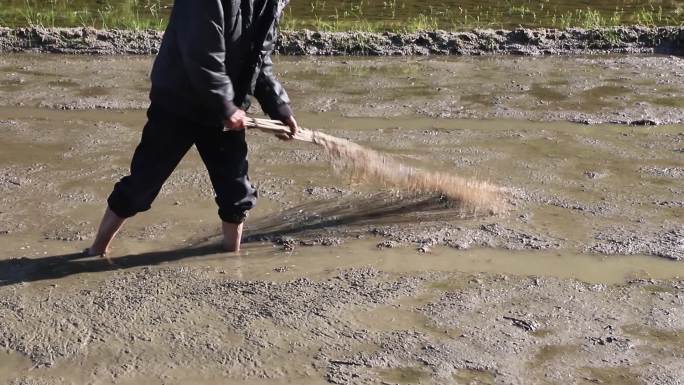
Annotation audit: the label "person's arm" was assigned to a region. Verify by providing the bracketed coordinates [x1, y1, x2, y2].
[253, 20, 297, 136]
[174, 0, 241, 127]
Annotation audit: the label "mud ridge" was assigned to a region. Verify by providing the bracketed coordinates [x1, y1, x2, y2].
[0, 26, 683, 56]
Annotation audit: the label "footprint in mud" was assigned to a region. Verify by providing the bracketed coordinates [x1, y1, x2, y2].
[579, 367, 643, 385]
[528, 84, 567, 103]
[651, 95, 684, 108]
[349, 303, 460, 339]
[47, 79, 80, 88]
[532, 344, 580, 365]
[453, 368, 497, 385]
[351, 306, 433, 333]
[0, 77, 26, 92]
[581, 85, 630, 99]
[621, 324, 684, 354]
[77, 86, 111, 97]
[376, 366, 430, 385]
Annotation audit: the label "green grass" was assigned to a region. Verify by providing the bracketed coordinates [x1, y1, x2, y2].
[0, 0, 682, 31]
[279, 3, 683, 32]
[281, 9, 683, 32]
[1, 0, 166, 30]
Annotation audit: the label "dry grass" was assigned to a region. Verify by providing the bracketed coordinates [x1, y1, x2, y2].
[246, 118, 507, 214]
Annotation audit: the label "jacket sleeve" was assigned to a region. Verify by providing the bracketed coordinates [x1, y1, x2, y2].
[253, 21, 292, 121]
[175, 0, 238, 121]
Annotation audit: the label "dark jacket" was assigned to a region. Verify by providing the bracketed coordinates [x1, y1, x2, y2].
[150, 0, 292, 126]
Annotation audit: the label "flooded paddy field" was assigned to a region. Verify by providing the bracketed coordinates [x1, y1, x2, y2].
[1, 0, 683, 30]
[1, 53, 683, 384]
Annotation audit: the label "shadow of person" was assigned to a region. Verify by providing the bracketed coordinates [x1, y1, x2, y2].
[0, 245, 221, 288]
[0, 192, 480, 287]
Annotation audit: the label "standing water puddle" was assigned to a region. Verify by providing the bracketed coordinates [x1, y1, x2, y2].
[96, 239, 684, 285]
[4, 238, 681, 289]
[246, 241, 684, 284]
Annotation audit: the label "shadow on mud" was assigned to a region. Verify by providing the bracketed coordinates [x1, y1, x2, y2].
[244, 193, 480, 242]
[0, 245, 222, 287]
[0, 194, 480, 286]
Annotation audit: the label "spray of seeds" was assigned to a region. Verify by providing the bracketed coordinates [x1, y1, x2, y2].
[248, 118, 507, 213]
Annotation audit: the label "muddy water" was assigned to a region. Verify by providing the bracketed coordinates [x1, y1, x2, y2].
[171, 240, 684, 284]
[2, 54, 684, 124]
[0, 106, 683, 280]
[0, 53, 683, 385]
[1, 55, 683, 279]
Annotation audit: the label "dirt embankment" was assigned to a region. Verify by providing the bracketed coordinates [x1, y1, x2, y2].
[0, 26, 683, 56]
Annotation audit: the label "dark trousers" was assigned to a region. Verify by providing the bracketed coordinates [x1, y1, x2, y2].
[107, 104, 257, 224]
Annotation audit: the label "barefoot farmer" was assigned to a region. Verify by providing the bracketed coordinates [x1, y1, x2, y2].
[87, 0, 297, 256]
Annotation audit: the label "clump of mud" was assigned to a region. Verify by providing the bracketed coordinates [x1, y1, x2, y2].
[311, 130, 506, 213]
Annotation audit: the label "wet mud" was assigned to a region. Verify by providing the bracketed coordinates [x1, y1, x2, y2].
[0, 52, 683, 384]
[1, 26, 683, 56]
[1, 53, 684, 124]
[1, 266, 683, 384]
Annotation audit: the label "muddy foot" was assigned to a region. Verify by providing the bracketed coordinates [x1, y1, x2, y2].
[82, 247, 111, 263]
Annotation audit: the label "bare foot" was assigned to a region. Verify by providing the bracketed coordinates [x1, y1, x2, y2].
[83, 247, 112, 264]
[86, 207, 125, 262]
[222, 222, 244, 252]
[83, 246, 108, 257]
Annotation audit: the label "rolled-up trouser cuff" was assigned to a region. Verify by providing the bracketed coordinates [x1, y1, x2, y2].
[107, 187, 144, 219]
[218, 209, 248, 224]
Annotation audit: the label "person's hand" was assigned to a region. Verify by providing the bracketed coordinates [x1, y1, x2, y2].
[278, 115, 298, 140]
[225, 109, 247, 131]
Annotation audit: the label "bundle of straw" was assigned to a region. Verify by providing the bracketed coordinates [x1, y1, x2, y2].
[242, 117, 506, 213]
